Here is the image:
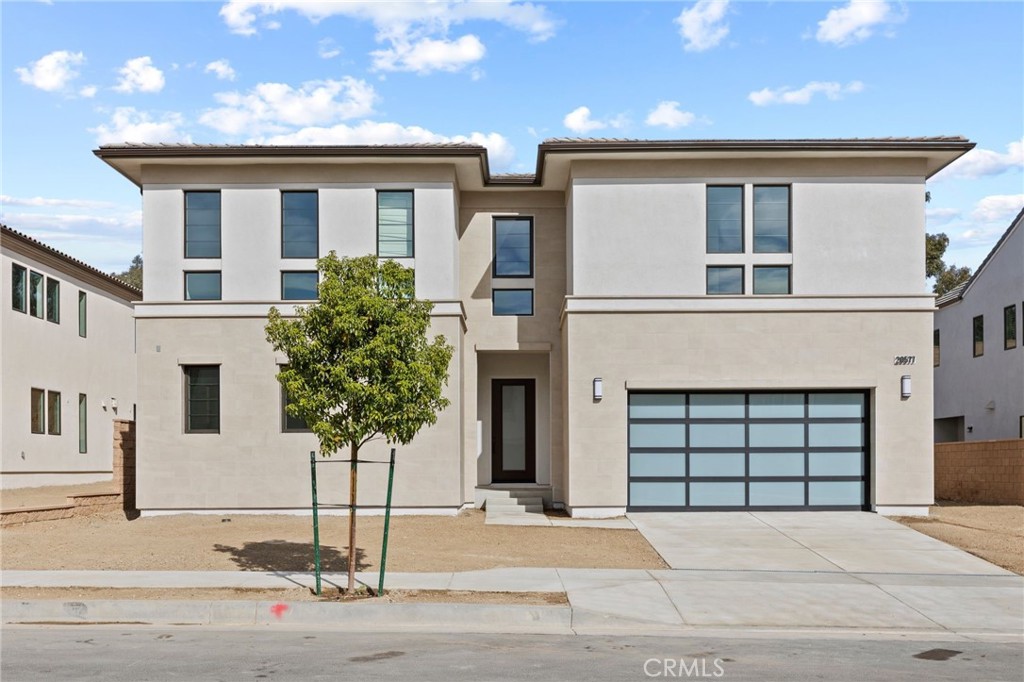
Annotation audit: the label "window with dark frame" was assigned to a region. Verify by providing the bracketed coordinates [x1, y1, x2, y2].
[377, 190, 414, 258]
[492, 289, 533, 316]
[184, 272, 222, 301]
[45, 277, 60, 323]
[752, 266, 791, 295]
[973, 315, 984, 357]
[281, 271, 318, 301]
[282, 386, 310, 432]
[30, 388, 45, 434]
[493, 217, 533, 278]
[706, 186, 743, 253]
[79, 394, 87, 453]
[1005, 304, 1017, 350]
[184, 191, 221, 258]
[78, 291, 87, 338]
[47, 390, 61, 435]
[29, 271, 44, 318]
[933, 329, 940, 367]
[12, 264, 27, 312]
[184, 365, 220, 433]
[282, 191, 318, 258]
[707, 266, 744, 295]
[753, 186, 791, 253]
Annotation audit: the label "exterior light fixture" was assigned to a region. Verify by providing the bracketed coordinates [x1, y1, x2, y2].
[593, 377, 603, 401]
[900, 375, 912, 399]
[111, 398, 118, 411]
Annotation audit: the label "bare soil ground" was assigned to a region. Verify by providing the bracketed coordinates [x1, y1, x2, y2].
[893, 503, 1024, 575]
[0, 509, 667, 572]
[0, 587, 567, 605]
[0, 481, 116, 510]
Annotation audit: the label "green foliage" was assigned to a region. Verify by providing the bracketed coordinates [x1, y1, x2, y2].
[265, 253, 454, 457]
[925, 233, 973, 295]
[114, 254, 143, 290]
[934, 265, 972, 296]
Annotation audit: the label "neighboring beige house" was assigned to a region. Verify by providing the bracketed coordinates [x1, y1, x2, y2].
[95, 137, 972, 516]
[934, 209, 1023, 442]
[2, 225, 139, 488]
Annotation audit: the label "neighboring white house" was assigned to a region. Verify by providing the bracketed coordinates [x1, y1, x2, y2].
[1, 225, 139, 488]
[934, 209, 1023, 442]
[95, 137, 973, 516]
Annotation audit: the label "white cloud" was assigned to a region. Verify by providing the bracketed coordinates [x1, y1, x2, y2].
[204, 59, 236, 81]
[933, 139, 1024, 181]
[925, 207, 960, 226]
[1, 195, 115, 209]
[79, 85, 98, 98]
[970, 194, 1024, 224]
[372, 34, 486, 73]
[748, 80, 864, 106]
[89, 107, 190, 145]
[199, 78, 377, 136]
[114, 56, 165, 93]
[563, 106, 628, 134]
[675, 0, 730, 52]
[645, 101, 696, 129]
[815, 1, 906, 47]
[0, 210, 142, 273]
[253, 120, 516, 169]
[15, 50, 85, 92]
[318, 38, 342, 59]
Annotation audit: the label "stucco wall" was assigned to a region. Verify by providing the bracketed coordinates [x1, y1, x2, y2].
[935, 439, 1024, 504]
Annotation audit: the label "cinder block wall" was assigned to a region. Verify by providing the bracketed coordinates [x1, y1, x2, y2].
[935, 439, 1024, 504]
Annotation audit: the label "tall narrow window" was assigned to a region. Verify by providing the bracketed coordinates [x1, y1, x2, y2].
[1005, 305, 1017, 350]
[281, 271, 318, 300]
[706, 186, 743, 253]
[78, 394, 88, 453]
[12, 264, 26, 312]
[30, 388, 45, 434]
[184, 272, 222, 301]
[29, 271, 44, 318]
[45, 278, 60, 323]
[185, 191, 221, 258]
[707, 266, 744, 295]
[753, 186, 790, 253]
[377, 190, 414, 258]
[752, 266, 791, 295]
[282, 387, 310, 432]
[184, 365, 220, 433]
[78, 291, 87, 337]
[933, 329, 940, 367]
[973, 315, 984, 357]
[47, 390, 61, 435]
[493, 217, 534, 277]
[282, 191, 318, 258]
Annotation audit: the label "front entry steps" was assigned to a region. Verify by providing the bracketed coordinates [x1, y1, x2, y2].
[477, 486, 551, 526]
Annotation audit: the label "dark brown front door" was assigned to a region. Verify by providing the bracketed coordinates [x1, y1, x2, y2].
[491, 379, 536, 483]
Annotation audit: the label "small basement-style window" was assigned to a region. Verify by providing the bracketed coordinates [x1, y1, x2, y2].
[12, 264, 27, 312]
[753, 266, 791, 295]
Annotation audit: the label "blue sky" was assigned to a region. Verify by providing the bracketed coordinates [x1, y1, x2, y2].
[2, 1, 1022, 279]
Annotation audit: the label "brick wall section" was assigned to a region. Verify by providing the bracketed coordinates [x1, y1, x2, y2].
[935, 439, 1024, 504]
[113, 419, 136, 514]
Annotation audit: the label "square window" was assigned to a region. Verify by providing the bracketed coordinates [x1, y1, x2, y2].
[47, 390, 61, 435]
[11, 264, 26, 313]
[30, 388, 45, 434]
[281, 271, 318, 300]
[493, 217, 533, 277]
[492, 289, 533, 316]
[973, 315, 984, 357]
[282, 191, 318, 258]
[184, 365, 220, 433]
[753, 266, 791, 294]
[29, 271, 44, 318]
[706, 186, 743, 253]
[706, 266, 743, 295]
[45, 277, 60, 323]
[753, 186, 790, 253]
[185, 191, 221, 258]
[1005, 305, 1017, 350]
[377, 190, 413, 258]
[185, 272, 222, 301]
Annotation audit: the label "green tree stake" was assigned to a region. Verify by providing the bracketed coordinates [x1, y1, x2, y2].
[310, 450, 321, 596]
[378, 448, 396, 596]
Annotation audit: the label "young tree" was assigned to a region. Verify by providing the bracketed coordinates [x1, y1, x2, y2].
[265, 253, 454, 592]
[925, 233, 972, 295]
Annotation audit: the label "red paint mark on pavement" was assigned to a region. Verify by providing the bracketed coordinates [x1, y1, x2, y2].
[270, 603, 289, 619]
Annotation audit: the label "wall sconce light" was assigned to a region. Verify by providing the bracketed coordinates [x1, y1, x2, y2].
[900, 375, 912, 400]
[593, 377, 603, 401]
[101, 400, 108, 410]
[111, 398, 118, 411]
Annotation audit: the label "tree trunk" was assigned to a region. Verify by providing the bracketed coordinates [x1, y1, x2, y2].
[347, 442, 358, 592]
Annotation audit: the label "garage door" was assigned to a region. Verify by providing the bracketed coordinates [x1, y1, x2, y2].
[627, 391, 868, 511]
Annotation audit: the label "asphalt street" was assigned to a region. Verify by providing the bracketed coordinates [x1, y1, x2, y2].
[2, 627, 1021, 682]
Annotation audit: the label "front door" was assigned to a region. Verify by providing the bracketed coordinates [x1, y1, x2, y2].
[491, 379, 536, 483]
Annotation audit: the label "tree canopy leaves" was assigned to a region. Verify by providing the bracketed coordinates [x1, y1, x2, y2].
[925, 233, 972, 296]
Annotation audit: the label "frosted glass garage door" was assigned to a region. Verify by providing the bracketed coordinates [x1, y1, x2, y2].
[627, 392, 868, 511]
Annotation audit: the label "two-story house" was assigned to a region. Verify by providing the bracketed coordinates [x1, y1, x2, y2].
[95, 137, 973, 516]
[2, 224, 139, 488]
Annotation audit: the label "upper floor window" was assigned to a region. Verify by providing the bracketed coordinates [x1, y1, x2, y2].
[45, 277, 60, 323]
[184, 365, 220, 434]
[185, 191, 221, 258]
[752, 266, 791, 295]
[973, 315, 984, 357]
[377, 190, 414, 258]
[184, 271, 222, 301]
[493, 217, 533, 278]
[707, 266, 744, 295]
[492, 289, 534, 316]
[11, 264, 27, 313]
[1005, 304, 1018, 350]
[753, 186, 790, 253]
[933, 329, 940, 367]
[78, 291, 87, 338]
[281, 271, 318, 301]
[706, 186, 743, 253]
[282, 191, 318, 258]
[29, 271, 44, 318]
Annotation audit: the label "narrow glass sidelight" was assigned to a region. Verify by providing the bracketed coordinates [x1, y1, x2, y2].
[79, 394, 88, 453]
[501, 385, 527, 471]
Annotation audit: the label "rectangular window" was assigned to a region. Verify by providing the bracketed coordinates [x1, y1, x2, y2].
[12, 264, 26, 312]
[973, 315, 984, 357]
[753, 186, 790, 253]
[45, 277, 60, 323]
[185, 191, 221, 258]
[282, 191, 318, 258]
[31, 388, 45, 434]
[493, 217, 533, 278]
[47, 390, 61, 435]
[184, 272, 222, 301]
[752, 266, 791, 295]
[281, 271, 318, 300]
[29, 271, 44, 318]
[706, 186, 743, 253]
[707, 266, 744, 295]
[1005, 305, 1017, 350]
[78, 394, 87, 453]
[282, 387, 310, 432]
[933, 329, 940, 367]
[184, 365, 220, 433]
[78, 291, 87, 337]
[377, 190, 414, 258]
[492, 289, 533, 316]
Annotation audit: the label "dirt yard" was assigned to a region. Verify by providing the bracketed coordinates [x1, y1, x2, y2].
[893, 503, 1024, 575]
[0, 509, 667, 573]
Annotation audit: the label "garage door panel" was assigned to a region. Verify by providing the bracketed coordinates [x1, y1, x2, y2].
[809, 451, 864, 476]
[690, 423, 744, 448]
[629, 452, 686, 477]
[630, 482, 686, 507]
[629, 422, 686, 448]
[689, 452, 745, 477]
[750, 481, 805, 506]
[749, 423, 805, 447]
[749, 452, 805, 476]
[690, 482, 745, 507]
[809, 422, 863, 447]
